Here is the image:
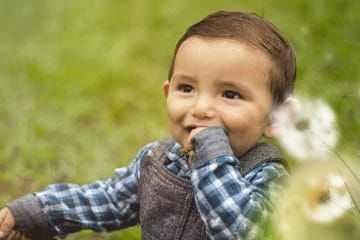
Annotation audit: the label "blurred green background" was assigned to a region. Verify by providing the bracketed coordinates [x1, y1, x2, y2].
[0, 0, 359, 239]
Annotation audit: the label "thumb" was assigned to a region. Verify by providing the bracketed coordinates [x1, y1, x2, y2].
[186, 127, 208, 147]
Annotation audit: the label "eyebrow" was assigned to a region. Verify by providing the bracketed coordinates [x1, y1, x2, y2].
[171, 73, 196, 82]
[217, 78, 248, 90]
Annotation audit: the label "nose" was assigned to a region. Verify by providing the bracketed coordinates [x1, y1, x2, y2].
[190, 94, 216, 119]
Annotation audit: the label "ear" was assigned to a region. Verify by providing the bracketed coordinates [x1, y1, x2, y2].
[264, 115, 275, 138]
[263, 106, 278, 138]
[163, 80, 170, 97]
[264, 96, 298, 138]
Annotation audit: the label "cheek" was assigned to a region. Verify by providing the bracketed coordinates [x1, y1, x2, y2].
[166, 97, 190, 146]
[220, 107, 249, 131]
[166, 97, 188, 122]
[221, 105, 268, 135]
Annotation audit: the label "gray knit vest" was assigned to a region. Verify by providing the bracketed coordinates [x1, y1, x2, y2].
[138, 140, 285, 240]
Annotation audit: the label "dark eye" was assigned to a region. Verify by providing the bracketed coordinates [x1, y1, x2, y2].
[177, 84, 193, 93]
[222, 90, 242, 99]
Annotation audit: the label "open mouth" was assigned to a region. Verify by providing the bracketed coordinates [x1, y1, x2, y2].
[185, 126, 196, 133]
[185, 125, 210, 133]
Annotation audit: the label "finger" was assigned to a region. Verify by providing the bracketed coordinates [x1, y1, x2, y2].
[0, 209, 8, 225]
[13, 231, 23, 240]
[187, 127, 207, 146]
[5, 230, 16, 240]
[189, 127, 207, 139]
[0, 209, 7, 239]
[0, 211, 15, 238]
[9, 231, 23, 240]
[0, 210, 10, 239]
[12, 231, 22, 240]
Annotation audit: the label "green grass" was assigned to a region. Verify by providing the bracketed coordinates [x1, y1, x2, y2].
[0, 0, 359, 239]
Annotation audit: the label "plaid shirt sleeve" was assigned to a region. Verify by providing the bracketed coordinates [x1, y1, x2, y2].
[190, 127, 288, 240]
[34, 142, 156, 236]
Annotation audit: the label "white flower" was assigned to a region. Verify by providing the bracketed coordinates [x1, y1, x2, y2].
[274, 162, 360, 240]
[272, 96, 338, 161]
[304, 173, 352, 223]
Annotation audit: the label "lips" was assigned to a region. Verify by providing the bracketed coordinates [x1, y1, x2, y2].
[185, 125, 196, 133]
[185, 125, 208, 133]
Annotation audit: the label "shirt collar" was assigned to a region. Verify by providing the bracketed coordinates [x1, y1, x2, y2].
[166, 141, 190, 168]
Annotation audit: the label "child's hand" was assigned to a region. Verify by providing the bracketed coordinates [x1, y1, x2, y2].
[0, 208, 24, 239]
[186, 126, 208, 148]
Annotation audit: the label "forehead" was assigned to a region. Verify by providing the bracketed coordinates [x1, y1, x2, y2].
[173, 36, 274, 86]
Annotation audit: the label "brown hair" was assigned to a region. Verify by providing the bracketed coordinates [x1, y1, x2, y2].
[168, 10, 296, 106]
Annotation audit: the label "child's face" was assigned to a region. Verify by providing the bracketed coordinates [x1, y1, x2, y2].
[164, 37, 274, 156]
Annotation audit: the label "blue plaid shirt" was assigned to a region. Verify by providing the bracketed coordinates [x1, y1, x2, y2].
[35, 130, 287, 240]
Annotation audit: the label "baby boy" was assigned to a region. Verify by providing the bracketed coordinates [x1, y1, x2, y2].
[0, 10, 295, 240]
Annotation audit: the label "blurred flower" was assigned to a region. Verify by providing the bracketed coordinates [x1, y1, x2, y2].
[304, 173, 352, 223]
[272, 96, 338, 161]
[274, 162, 360, 240]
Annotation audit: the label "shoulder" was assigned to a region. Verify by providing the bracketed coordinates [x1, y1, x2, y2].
[245, 161, 289, 187]
[112, 141, 164, 179]
[239, 142, 288, 175]
[253, 161, 288, 177]
[132, 141, 158, 163]
[134, 139, 176, 161]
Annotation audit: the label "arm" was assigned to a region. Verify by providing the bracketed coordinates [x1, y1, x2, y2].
[190, 128, 288, 240]
[5, 142, 156, 239]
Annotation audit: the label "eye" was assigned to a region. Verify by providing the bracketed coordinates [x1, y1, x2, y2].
[222, 90, 242, 99]
[177, 84, 193, 93]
